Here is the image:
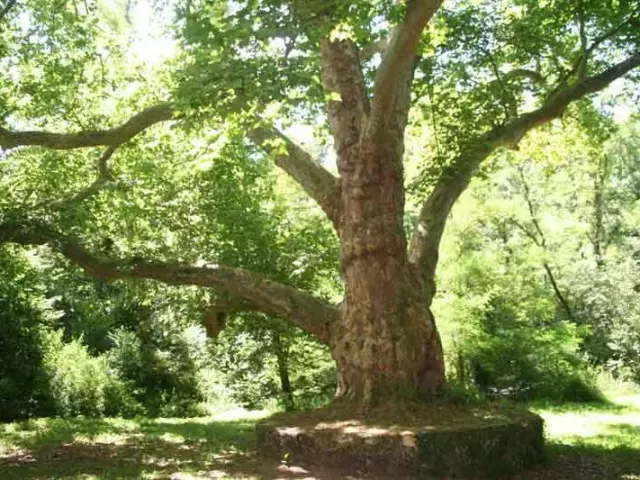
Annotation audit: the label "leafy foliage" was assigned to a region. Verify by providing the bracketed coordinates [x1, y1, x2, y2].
[0, 246, 54, 421]
[0, 0, 639, 417]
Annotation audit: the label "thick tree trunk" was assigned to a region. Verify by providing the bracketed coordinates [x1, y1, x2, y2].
[330, 140, 445, 406]
[331, 293, 445, 405]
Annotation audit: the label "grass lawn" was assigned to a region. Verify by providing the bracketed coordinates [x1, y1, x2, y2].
[1, 394, 639, 479]
[524, 391, 640, 480]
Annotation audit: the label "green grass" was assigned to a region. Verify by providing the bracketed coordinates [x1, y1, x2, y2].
[527, 391, 640, 479]
[0, 409, 269, 479]
[1, 393, 639, 479]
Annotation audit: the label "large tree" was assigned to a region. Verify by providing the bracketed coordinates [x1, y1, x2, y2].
[1, 0, 639, 406]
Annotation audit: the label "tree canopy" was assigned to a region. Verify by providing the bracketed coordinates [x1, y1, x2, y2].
[0, 0, 639, 406]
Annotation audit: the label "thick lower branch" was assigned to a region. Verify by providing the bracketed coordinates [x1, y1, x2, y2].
[0, 221, 338, 343]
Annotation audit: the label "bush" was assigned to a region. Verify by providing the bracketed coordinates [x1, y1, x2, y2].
[108, 313, 213, 417]
[0, 247, 55, 421]
[435, 252, 602, 403]
[42, 330, 139, 418]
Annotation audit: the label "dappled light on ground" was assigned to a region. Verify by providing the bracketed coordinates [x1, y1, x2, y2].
[0, 397, 639, 479]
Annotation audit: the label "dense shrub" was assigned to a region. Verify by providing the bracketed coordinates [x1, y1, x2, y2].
[435, 250, 602, 403]
[108, 312, 213, 417]
[571, 259, 640, 382]
[42, 331, 139, 417]
[0, 247, 55, 421]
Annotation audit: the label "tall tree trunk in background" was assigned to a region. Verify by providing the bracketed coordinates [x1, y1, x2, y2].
[272, 332, 295, 412]
[592, 154, 609, 267]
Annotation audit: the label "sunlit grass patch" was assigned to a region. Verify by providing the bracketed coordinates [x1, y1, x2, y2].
[530, 392, 640, 479]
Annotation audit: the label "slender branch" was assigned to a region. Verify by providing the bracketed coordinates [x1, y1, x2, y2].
[586, 14, 639, 57]
[247, 123, 339, 225]
[542, 262, 575, 321]
[509, 218, 541, 247]
[0, 104, 174, 150]
[30, 145, 118, 211]
[409, 53, 640, 283]
[368, 0, 443, 138]
[510, 172, 575, 322]
[517, 165, 545, 246]
[576, 0, 588, 79]
[592, 154, 609, 267]
[1, 104, 340, 223]
[483, 47, 518, 119]
[0, 220, 338, 343]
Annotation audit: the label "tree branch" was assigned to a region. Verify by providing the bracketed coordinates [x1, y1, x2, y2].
[1, 104, 340, 224]
[408, 53, 640, 284]
[510, 171, 575, 322]
[367, 0, 443, 138]
[0, 104, 174, 151]
[586, 13, 639, 57]
[360, 38, 389, 60]
[502, 68, 546, 86]
[509, 218, 541, 247]
[516, 165, 546, 246]
[0, 220, 338, 343]
[247, 123, 339, 225]
[319, 37, 370, 161]
[483, 47, 518, 119]
[27, 145, 118, 212]
[407, 141, 496, 297]
[506, 53, 640, 146]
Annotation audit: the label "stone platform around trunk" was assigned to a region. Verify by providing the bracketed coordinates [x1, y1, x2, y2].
[256, 402, 544, 477]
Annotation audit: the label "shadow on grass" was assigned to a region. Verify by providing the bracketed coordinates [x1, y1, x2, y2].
[0, 417, 263, 479]
[0, 416, 356, 479]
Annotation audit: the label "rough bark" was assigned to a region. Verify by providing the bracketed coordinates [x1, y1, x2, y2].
[317, 13, 446, 404]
